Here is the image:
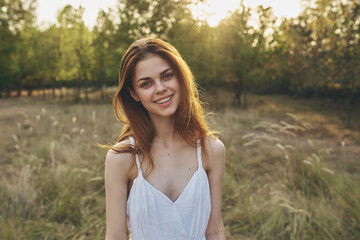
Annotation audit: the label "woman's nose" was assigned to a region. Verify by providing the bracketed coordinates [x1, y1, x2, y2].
[155, 80, 167, 94]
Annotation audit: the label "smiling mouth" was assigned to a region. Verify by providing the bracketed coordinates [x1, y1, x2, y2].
[155, 95, 173, 104]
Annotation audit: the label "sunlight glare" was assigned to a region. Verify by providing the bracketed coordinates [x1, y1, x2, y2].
[192, 0, 302, 27]
[36, 0, 302, 28]
[36, 0, 117, 28]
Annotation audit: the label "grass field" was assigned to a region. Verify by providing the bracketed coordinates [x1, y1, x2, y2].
[0, 89, 359, 239]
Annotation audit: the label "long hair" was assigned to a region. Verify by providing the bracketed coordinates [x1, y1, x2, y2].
[111, 38, 214, 176]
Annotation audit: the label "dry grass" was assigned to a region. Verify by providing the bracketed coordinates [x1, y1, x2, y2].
[0, 89, 359, 239]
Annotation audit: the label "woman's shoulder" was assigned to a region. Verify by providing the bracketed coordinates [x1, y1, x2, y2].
[105, 138, 133, 172]
[205, 136, 225, 155]
[203, 137, 225, 171]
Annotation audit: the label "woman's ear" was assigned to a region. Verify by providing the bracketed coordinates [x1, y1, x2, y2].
[128, 87, 140, 101]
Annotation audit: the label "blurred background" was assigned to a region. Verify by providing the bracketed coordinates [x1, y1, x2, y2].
[0, 0, 359, 239]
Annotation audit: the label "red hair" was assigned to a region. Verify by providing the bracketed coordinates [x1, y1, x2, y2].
[111, 38, 214, 176]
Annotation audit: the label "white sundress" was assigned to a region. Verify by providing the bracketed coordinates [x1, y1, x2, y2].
[127, 137, 211, 240]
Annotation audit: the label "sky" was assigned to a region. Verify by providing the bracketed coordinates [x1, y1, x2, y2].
[193, 0, 302, 27]
[36, 0, 302, 28]
[36, 0, 117, 28]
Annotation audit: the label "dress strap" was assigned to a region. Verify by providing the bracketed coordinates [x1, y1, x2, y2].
[196, 139, 203, 169]
[129, 136, 142, 176]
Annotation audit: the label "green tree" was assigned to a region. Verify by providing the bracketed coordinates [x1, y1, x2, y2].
[57, 5, 92, 102]
[0, 0, 36, 97]
[116, 0, 193, 40]
[282, 0, 360, 126]
[92, 9, 118, 100]
[249, 5, 282, 93]
[216, 1, 255, 107]
[0, 2, 16, 97]
[164, 1, 218, 86]
[327, 0, 360, 127]
[34, 25, 61, 98]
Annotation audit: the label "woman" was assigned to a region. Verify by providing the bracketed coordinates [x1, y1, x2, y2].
[105, 38, 225, 240]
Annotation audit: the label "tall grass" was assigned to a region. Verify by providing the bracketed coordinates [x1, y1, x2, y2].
[221, 112, 360, 240]
[0, 97, 359, 239]
[0, 103, 117, 239]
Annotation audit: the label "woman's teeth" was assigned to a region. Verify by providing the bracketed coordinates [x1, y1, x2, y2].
[156, 96, 172, 104]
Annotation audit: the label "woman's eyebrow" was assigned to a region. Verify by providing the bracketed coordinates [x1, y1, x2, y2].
[137, 68, 172, 83]
[160, 68, 172, 75]
[137, 77, 151, 83]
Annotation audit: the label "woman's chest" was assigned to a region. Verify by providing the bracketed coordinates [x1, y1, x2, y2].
[146, 148, 199, 202]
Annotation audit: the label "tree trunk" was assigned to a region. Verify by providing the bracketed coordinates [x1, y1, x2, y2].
[232, 79, 244, 106]
[5, 87, 11, 97]
[42, 85, 46, 100]
[105, 85, 109, 100]
[51, 77, 56, 99]
[233, 88, 241, 105]
[16, 87, 21, 97]
[59, 86, 63, 100]
[243, 83, 247, 109]
[345, 91, 352, 128]
[101, 86, 104, 101]
[100, 82, 105, 101]
[74, 80, 81, 102]
[65, 87, 68, 101]
[83, 74, 89, 103]
[84, 85, 89, 103]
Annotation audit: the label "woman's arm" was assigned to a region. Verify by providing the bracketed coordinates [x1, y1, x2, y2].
[104, 143, 133, 240]
[205, 138, 226, 240]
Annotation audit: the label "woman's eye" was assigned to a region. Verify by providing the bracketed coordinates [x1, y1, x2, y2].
[162, 73, 173, 80]
[140, 81, 151, 88]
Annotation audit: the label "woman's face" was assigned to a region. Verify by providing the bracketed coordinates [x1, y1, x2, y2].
[130, 54, 181, 120]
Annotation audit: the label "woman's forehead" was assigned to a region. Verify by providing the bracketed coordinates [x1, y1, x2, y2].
[134, 55, 172, 79]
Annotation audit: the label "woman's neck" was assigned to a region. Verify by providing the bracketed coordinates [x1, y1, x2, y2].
[150, 115, 178, 147]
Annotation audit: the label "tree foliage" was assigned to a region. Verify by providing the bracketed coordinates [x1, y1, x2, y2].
[0, 0, 36, 97]
[0, 0, 359, 123]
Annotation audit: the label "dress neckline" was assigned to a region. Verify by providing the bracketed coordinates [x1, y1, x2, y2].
[143, 168, 204, 204]
[129, 136, 203, 204]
